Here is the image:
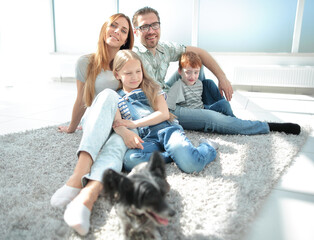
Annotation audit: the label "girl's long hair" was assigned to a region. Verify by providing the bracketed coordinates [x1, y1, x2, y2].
[84, 13, 134, 106]
[113, 50, 176, 121]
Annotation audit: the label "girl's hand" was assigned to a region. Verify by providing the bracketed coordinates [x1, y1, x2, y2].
[113, 119, 136, 129]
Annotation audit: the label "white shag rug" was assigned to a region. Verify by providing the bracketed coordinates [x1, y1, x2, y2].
[0, 125, 310, 240]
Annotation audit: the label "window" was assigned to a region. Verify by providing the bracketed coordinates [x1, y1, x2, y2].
[119, 0, 193, 46]
[299, 0, 314, 52]
[198, 0, 298, 52]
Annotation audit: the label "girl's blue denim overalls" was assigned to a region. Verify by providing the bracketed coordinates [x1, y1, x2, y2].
[118, 89, 217, 173]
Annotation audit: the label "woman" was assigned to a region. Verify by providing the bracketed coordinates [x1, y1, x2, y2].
[50, 13, 137, 236]
[58, 13, 133, 133]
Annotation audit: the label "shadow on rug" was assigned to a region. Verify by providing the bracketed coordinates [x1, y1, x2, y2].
[0, 125, 310, 240]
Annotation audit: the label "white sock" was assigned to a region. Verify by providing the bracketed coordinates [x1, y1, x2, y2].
[64, 201, 91, 236]
[50, 185, 81, 208]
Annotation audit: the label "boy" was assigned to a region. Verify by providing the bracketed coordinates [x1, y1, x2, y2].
[166, 52, 235, 117]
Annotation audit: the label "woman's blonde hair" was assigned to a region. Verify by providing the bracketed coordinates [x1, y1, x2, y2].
[84, 13, 134, 106]
[113, 50, 176, 121]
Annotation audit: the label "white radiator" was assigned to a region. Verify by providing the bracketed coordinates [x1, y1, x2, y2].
[233, 65, 314, 88]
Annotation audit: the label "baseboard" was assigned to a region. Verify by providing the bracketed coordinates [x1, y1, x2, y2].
[52, 77, 76, 82]
[232, 85, 314, 95]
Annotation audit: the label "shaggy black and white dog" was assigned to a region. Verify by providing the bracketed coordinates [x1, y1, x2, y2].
[102, 152, 175, 240]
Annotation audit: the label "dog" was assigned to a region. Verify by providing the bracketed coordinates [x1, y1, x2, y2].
[102, 151, 175, 240]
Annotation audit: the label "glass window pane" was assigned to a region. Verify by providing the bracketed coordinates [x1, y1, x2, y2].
[119, 0, 193, 46]
[198, 0, 297, 52]
[299, 0, 314, 52]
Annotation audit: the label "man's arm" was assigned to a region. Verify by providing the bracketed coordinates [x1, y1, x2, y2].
[186, 46, 233, 101]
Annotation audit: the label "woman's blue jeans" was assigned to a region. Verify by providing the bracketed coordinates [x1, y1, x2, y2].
[124, 122, 217, 173]
[78, 89, 127, 187]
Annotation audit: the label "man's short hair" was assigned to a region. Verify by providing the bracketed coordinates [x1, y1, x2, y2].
[132, 7, 160, 28]
[179, 52, 202, 69]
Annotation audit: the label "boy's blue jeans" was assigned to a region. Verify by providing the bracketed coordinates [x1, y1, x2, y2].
[202, 79, 235, 117]
[124, 122, 217, 174]
[167, 67, 270, 135]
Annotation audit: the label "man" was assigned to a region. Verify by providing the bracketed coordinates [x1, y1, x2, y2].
[132, 7, 233, 100]
[131, 6, 300, 135]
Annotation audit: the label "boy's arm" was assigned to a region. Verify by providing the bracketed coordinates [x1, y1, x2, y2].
[113, 110, 144, 149]
[186, 46, 233, 101]
[166, 80, 185, 110]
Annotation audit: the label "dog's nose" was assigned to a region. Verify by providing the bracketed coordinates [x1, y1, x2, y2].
[169, 208, 176, 217]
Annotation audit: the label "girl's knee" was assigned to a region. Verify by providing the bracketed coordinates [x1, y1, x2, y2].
[170, 149, 204, 173]
[123, 150, 146, 172]
[170, 146, 208, 173]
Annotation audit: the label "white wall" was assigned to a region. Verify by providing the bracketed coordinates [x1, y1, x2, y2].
[53, 0, 116, 53]
[0, 0, 53, 85]
[0, 0, 313, 86]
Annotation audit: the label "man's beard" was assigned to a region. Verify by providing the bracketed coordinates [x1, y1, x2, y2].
[144, 34, 158, 49]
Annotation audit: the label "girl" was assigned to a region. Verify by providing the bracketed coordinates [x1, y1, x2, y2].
[50, 13, 137, 236]
[112, 50, 218, 173]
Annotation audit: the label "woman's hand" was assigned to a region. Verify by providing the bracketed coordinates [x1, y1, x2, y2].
[120, 129, 144, 149]
[113, 119, 136, 129]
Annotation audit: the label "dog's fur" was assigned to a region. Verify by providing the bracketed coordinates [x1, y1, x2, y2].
[102, 152, 175, 240]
